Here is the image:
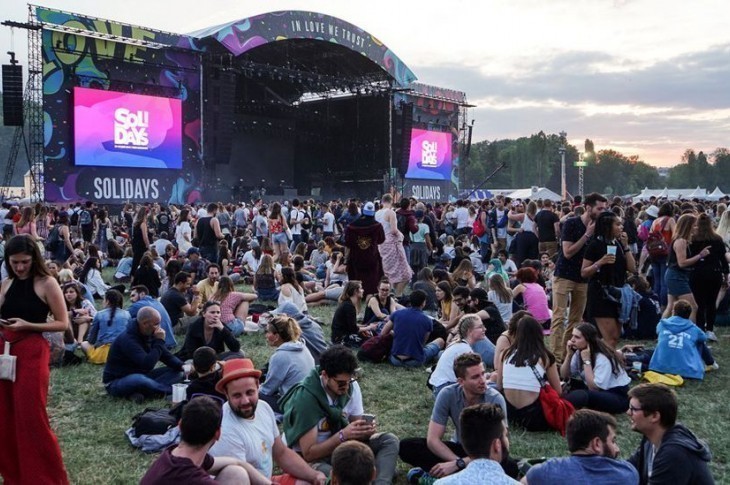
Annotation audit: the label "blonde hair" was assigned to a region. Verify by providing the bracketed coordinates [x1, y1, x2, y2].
[268, 315, 301, 342]
[57, 268, 74, 284]
[457, 313, 482, 340]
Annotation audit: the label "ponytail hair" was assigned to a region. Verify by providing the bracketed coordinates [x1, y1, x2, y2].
[104, 289, 124, 327]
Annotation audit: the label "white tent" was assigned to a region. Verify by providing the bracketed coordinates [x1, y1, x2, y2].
[708, 187, 726, 201]
[688, 186, 706, 198]
[507, 186, 562, 202]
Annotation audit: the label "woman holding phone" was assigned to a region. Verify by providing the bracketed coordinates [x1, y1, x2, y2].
[581, 211, 636, 348]
[0, 235, 70, 484]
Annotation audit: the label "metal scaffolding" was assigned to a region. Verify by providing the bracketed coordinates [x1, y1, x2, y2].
[26, 4, 43, 202]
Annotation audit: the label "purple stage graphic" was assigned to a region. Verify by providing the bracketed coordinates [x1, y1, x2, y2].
[74, 87, 182, 169]
[404, 128, 453, 181]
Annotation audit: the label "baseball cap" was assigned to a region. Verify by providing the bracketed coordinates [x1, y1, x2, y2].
[362, 202, 376, 216]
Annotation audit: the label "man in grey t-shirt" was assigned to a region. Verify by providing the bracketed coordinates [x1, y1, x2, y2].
[399, 353, 513, 480]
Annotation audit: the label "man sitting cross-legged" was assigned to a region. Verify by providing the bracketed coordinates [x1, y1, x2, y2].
[279, 345, 400, 484]
[433, 403, 518, 484]
[141, 396, 251, 484]
[522, 409, 638, 483]
[399, 352, 516, 481]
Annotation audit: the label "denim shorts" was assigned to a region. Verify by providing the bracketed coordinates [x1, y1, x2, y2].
[272, 232, 288, 244]
[665, 268, 691, 296]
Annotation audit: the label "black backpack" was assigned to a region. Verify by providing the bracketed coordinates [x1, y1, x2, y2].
[46, 225, 61, 251]
[132, 407, 179, 436]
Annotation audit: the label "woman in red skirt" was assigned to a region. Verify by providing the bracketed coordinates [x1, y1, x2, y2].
[0, 235, 70, 484]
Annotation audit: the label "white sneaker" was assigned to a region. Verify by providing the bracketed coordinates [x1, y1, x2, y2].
[706, 330, 718, 342]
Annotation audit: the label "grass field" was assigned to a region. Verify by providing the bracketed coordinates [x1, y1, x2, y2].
[45, 277, 729, 484]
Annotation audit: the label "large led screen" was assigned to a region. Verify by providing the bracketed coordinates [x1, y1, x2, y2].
[404, 128, 452, 181]
[74, 87, 182, 169]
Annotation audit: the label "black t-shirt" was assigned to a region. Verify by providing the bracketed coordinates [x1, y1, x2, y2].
[161, 288, 188, 327]
[331, 300, 358, 343]
[534, 210, 560, 242]
[554, 216, 588, 282]
[584, 238, 627, 287]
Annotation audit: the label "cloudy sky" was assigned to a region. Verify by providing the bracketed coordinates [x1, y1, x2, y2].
[2, 0, 728, 166]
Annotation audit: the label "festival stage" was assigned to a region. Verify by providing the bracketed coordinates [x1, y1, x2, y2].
[29, 7, 470, 204]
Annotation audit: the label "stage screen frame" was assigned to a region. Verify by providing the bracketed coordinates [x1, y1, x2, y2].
[73, 87, 183, 170]
[404, 128, 453, 181]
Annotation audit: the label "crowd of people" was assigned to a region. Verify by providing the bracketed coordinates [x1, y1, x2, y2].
[0, 191, 725, 484]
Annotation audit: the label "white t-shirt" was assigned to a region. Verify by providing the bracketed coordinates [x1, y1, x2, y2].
[569, 352, 631, 389]
[243, 250, 260, 272]
[175, 221, 192, 252]
[292, 381, 364, 450]
[321, 212, 335, 233]
[210, 401, 280, 479]
[255, 215, 268, 237]
[488, 290, 513, 322]
[289, 208, 305, 236]
[502, 259, 518, 274]
[429, 342, 472, 388]
[454, 207, 470, 229]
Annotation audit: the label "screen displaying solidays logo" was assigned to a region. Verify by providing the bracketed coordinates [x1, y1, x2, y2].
[74, 87, 182, 169]
[404, 128, 453, 181]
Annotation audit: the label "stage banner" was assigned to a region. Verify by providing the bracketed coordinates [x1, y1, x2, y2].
[38, 7, 204, 205]
[401, 179, 452, 202]
[190, 11, 416, 86]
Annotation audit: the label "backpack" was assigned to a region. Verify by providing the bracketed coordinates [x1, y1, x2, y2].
[637, 220, 652, 242]
[70, 210, 80, 226]
[472, 211, 486, 237]
[646, 218, 669, 260]
[79, 210, 92, 227]
[132, 407, 179, 436]
[46, 225, 61, 251]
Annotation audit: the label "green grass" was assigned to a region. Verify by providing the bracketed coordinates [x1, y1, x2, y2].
[45, 276, 729, 484]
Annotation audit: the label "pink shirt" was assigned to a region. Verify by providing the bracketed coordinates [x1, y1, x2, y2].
[522, 283, 551, 322]
[219, 292, 247, 324]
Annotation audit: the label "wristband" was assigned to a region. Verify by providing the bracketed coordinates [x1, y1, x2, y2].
[623, 247, 631, 252]
[339, 430, 346, 442]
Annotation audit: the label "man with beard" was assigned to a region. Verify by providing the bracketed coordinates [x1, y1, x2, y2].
[399, 353, 514, 481]
[433, 404, 517, 484]
[344, 202, 385, 296]
[550, 192, 608, 362]
[209, 358, 326, 485]
[523, 409, 638, 483]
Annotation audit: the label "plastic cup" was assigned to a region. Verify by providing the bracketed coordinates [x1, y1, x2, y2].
[172, 383, 188, 404]
[606, 245, 617, 256]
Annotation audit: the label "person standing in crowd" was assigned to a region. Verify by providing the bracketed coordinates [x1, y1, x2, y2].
[508, 200, 539, 268]
[524, 409, 638, 483]
[344, 201, 385, 296]
[396, 198, 419, 263]
[175, 208, 193, 254]
[627, 383, 713, 484]
[288, 198, 305, 250]
[560, 323, 631, 414]
[0, 235, 70, 484]
[534, 199, 560, 258]
[14, 206, 38, 240]
[649, 202, 676, 309]
[267, 202, 290, 262]
[689, 213, 728, 341]
[550, 193, 608, 362]
[319, 203, 336, 239]
[196, 203, 225, 264]
[131, 206, 151, 276]
[375, 194, 413, 297]
[581, 211, 636, 348]
[663, 213, 708, 322]
[93, 208, 111, 255]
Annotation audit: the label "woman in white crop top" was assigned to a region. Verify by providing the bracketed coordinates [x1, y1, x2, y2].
[497, 314, 562, 432]
[560, 322, 631, 414]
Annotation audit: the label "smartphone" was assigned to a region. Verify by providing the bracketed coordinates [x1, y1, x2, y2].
[361, 413, 376, 424]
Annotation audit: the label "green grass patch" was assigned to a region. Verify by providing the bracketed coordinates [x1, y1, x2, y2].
[47, 275, 729, 483]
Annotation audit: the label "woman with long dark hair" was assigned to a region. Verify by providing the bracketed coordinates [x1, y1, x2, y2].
[278, 266, 307, 313]
[560, 322, 631, 414]
[131, 206, 150, 275]
[0, 235, 70, 483]
[508, 200, 540, 268]
[63, 280, 97, 344]
[175, 208, 193, 253]
[581, 211, 636, 348]
[93, 208, 111, 254]
[331, 280, 374, 347]
[497, 314, 562, 431]
[132, 254, 162, 298]
[649, 202, 676, 308]
[267, 202, 289, 262]
[689, 213, 729, 340]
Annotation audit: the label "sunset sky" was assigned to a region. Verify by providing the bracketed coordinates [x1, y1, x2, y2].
[2, 0, 728, 167]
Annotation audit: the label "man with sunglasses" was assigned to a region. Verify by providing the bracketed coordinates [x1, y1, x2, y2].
[280, 345, 399, 484]
[626, 383, 712, 484]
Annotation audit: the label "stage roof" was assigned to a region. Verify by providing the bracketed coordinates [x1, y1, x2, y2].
[188, 11, 417, 87]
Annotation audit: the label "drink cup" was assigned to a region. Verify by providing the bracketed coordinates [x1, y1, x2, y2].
[172, 383, 188, 404]
[606, 245, 617, 256]
[632, 361, 643, 374]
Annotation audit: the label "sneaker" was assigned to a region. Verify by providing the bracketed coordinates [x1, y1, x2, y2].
[407, 468, 425, 484]
[706, 330, 718, 342]
[706, 362, 720, 372]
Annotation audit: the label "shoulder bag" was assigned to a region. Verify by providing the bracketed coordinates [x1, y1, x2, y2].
[530, 365, 574, 436]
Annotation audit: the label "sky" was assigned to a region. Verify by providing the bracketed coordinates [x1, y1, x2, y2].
[2, 0, 729, 167]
